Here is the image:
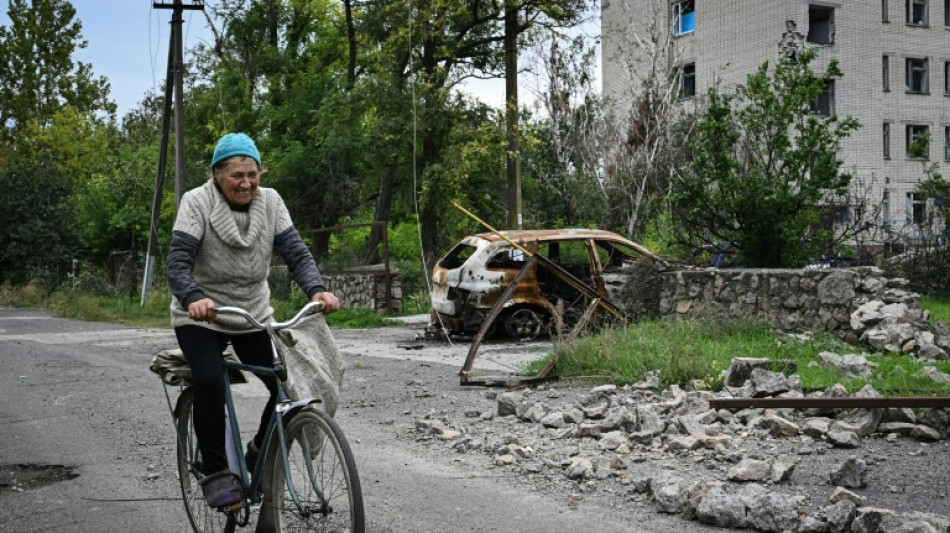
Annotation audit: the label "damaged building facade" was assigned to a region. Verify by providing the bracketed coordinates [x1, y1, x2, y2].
[602, 0, 950, 245]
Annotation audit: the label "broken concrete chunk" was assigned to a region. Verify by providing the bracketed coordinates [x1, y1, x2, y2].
[727, 458, 771, 482]
[829, 456, 867, 488]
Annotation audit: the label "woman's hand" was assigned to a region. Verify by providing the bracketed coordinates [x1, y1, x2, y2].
[312, 292, 340, 314]
[188, 298, 216, 322]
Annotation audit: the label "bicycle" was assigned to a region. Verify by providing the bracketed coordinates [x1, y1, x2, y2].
[162, 301, 364, 533]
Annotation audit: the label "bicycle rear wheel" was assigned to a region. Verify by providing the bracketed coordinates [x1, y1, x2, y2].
[175, 387, 237, 533]
[265, 407, 364, 532]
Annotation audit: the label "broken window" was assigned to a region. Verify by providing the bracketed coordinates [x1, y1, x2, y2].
[438, 242, 476, 269]
[680, 63, 696, 98]
[907, 192, 928, 225]
[807, 5, 835, 44]
[906, 124, 929, 158]
[672, 0, 695, 35]
[906, 57, 928, 93]
[486, 249, 526, 269]
[811, 79, 834, 116]
[907, 0, 927, 25]
[884, 122, 891, 159]
[882, 55, 890, 91]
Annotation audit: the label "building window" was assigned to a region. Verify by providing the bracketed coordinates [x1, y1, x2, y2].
[906, 57, 929, 93]
[907, 124, 929, 158]
[907, 0, 928, 25]
[883, 0, 890, 21]
[945, 0, 949, 26]
[945, 126, 950, 160]
[680, 63, 696, 98]
[883, 55, 890, 91]
[811, 79, 834, 116]
[884, 123, 891, 159]
[908, 192, 927, 225]
[807, 5, 835, 44]
[673, 0, 695, 35]
[945, 61, 950, 94]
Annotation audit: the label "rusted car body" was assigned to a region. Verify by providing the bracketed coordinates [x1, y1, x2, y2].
[429, 229, 663, 339]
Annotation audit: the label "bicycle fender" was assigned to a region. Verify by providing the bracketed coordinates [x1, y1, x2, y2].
[276, 397, 323, 420]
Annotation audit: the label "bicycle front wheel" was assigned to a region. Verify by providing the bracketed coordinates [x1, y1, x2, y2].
[265, 407, 364, 532]
[175, 387, 237, 533]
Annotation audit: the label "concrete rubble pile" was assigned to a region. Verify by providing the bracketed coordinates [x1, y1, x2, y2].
[413, 366, 950, 533]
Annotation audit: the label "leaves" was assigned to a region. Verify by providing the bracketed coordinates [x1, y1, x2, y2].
[670, 48, 861, 267]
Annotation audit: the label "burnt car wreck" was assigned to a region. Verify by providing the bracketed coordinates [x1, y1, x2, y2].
[428, 229, 666, 343]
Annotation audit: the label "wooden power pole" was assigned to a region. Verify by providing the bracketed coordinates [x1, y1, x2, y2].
[142, 0, 204, 305]
[504, 4, 522, 230]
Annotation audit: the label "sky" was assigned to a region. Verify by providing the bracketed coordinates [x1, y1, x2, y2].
[0, 1, 598, 119]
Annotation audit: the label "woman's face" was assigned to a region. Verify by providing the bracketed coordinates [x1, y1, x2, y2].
[217, 157, 260, 206]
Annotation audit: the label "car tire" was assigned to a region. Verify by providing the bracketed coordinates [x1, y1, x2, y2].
[504, 307, 544, 341]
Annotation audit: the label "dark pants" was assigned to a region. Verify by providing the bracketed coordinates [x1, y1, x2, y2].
[175, 325, 279, 474]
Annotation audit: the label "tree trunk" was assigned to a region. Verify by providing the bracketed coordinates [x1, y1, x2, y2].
[361, 164, 396, 265]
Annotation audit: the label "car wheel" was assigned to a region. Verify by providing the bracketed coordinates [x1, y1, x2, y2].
[504, 307, 543, 341]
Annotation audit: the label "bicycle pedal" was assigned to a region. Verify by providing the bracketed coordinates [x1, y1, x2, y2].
[218, 501, 244, 512]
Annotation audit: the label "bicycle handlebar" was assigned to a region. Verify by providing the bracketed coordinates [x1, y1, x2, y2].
[215, 301, 325, 331]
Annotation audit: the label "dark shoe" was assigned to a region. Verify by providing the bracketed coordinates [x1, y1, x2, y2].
[245, 440, 260, 471]
[200, 470, 242, 508]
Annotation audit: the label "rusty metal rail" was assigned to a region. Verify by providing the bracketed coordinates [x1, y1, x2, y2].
[709, 397, 950, 410]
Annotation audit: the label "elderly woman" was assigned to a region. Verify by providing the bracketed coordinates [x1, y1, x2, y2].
[167, 132, 339, 507]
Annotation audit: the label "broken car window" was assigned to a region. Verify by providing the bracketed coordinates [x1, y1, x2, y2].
[438, 242, 477, 270]
[486, 248, 527, 269]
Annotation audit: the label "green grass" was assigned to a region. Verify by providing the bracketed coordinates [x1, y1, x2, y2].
[1, 284, 397, 329]
[533, 316, 950, 396]
[922, 295, 950, 324]
[0, 283, 172, 327]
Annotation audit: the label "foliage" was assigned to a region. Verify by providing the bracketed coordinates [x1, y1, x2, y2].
[881, 134, 950, 296]
[0, 160, 84, 286]
[534, 317, 950, 395]
[669, 48, 861, 267]
[521, 33, 608, 229]
[0, 0, 114, 146]
[599, 0, 699, 241]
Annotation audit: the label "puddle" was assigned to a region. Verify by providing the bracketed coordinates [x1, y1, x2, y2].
[0, 464, 79, 492]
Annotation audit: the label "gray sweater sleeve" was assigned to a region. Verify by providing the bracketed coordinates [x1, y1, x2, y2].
[166, 230, 207, 308]
[274, 227, 327, 298]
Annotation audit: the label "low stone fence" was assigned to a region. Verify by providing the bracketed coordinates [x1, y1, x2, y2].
[658, 267, 903, 333]
[323, 272, 402, 314]
[654, 266, 949, 358]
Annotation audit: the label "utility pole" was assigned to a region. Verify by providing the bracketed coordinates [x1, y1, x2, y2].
[142, 0, 204, 305]
[504, 4, 522, 230]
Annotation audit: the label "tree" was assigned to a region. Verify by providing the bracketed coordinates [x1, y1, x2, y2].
[0, 0, 113, 147]
[599, 0, 699, 242]
[521, 31, 607, 227]
[355, 0, 591, 265]
[670, 48, 860, 267]
[0, 160, 83, 286]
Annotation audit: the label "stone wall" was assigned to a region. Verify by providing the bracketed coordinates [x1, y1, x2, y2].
[657, 267, 921, 337]
[323, 272, 402, 314]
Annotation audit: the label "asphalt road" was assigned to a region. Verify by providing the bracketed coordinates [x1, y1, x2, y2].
[0, 307, 716, 533]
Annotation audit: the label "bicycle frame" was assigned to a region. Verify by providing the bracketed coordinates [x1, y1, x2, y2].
[219, 358, 330, 515]
[178, 301, 332, 516]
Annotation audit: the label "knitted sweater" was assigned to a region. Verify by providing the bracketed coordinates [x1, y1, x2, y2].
[166, 179, 326, 333]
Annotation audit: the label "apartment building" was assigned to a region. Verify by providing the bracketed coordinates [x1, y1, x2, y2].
[602, 0, 950, 243]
